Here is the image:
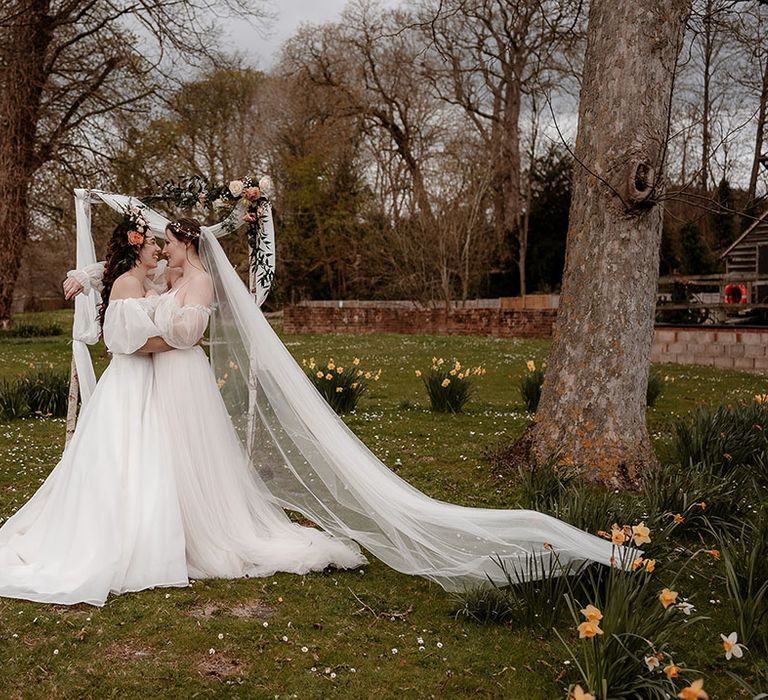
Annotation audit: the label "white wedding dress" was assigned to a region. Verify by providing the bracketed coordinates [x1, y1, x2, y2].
[0, 297, 189, 605]
[151, 284, 366, 578]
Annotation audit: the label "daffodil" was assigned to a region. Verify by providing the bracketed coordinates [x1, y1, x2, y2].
[645, 559, 656, 573]
[659, 588, 678, 609]
[677, 678, 708, 700]
[316, 371, 324, 378]
[526, 360, 536, 372]
[337, 367, 344, 374]
[325, 373, 333, 380]
[632, 522, 651, 546]
[415, 370, 422, 377]
[673, 513, 684, 524]
[441, 379, 451, 388]
[677, 601, 695, 616]
[664, 663, 680, 679]
[353, 358, 360, 366]
[611, 527, 626, 546]
[569, 685, 595, 700]
[335, 387, 344, 393]
[580, 604, 603, 622]
[327, 361, 335, 370]
[632, 558, 645, 572]
[577, 620, 603, 638]
[721, 631, 745, 660]
[644, 655, 660, 671]
[449, 369, 457, 376]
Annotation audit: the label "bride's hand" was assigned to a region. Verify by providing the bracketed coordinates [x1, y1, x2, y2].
[63, 277, 84, 300]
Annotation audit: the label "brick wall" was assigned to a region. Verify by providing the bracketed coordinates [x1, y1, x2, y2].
[283, 304, 558, 338]
[651, 327, 768, 371]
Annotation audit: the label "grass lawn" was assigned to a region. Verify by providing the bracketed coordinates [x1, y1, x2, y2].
[0, 310, 766, 698]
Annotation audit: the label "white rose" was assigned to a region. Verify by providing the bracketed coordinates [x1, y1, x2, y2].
[229, 180, 244, 197]
[258, 175, 274, 198]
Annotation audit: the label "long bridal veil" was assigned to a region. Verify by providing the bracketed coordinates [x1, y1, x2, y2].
[73, 189, 625, 592]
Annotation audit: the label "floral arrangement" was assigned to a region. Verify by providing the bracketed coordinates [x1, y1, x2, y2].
[119, 206, 150, 246]
[153, 174, 275, 290]
[416, 357, 485, 413]
[302, 356, 381, 414]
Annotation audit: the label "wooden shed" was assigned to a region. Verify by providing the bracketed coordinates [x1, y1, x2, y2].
[721, 208, 768, 303]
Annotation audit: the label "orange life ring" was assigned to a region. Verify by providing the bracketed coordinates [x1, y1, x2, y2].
[724, 283, 747, 304]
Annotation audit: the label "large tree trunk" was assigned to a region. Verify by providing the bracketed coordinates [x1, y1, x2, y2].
[0, 1, 53, 326]
[531, 0, 691, 489]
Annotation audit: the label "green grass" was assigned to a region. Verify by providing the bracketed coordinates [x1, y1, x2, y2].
[1, 311, 766, 698]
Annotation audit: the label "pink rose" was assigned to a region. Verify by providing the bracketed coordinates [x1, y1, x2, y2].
[243, 186, 261, 201]
[127, 230, 144, 245]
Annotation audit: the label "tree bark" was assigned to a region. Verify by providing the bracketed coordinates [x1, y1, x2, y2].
[531, 0, 691, 489]
[0, 1, 54, 326]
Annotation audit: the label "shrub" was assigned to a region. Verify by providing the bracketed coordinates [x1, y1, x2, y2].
[519, 360, 545, 412]
[552, 487, 649, 542]
[558, 546, 707, 699]
[454, 551, 585, 634]
[418, 358, 484, 413]
[0, 322, 63, 338]
[646, 371, 664, 408]
[303, 356, 378, 414]
[0, 368, 70, 421]
[0, 379, 29, 421]
[674, 400, 768, 479]
[717, 508, 768, 653]
[20, 368, 70, 417]
[641, 461, 746, 536]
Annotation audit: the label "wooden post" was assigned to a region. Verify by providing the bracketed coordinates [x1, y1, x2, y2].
[65, 354, 79, 446]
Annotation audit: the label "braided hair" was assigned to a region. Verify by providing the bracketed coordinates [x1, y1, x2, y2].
[98, 224, 144, 329]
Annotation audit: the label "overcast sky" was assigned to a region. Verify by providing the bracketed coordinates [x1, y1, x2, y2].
[225, 0, 398, 69]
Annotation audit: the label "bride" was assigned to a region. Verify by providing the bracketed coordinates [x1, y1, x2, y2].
[54, 196, 630, 604]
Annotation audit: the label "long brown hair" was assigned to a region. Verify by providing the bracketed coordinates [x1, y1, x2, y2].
[98, 224, 144, 329]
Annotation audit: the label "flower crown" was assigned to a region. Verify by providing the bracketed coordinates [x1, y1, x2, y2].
[167, 219, 200, 240]
[124, 206, 149, 246]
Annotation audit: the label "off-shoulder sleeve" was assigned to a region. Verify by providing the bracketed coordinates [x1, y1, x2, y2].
[102, 298, 161, 354]
[157, 304, 211, 349]
[67, 261, 105, 296]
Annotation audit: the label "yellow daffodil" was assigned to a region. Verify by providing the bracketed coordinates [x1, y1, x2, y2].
[316, 371, 324, 378]
[327, 362, 335, 370]
[756, 394, 768, 404]
[631, 558, 645, 572]
[664, 663, 680, 679]
[335, 387, 344, 393]
[721, 631, 745, 660]
[526, 360, 536, 372]
[706, 549, 720, 560]
[458, 373, 464, 379]
[325, 373, 333, 380]
[301, 358, 306, 366]
[673, 513, 684, 524]
[577, 620, 603, 638]
[677, 679, 708, 700]
[415, 370, 422, 377]
[659, 588, 678, 609]
[441, 379, 451, 388]
[645, 559, 656, 573]
[364, 372, 372, 379]
[611, 527, 626, 546]
[698, 501, 707, 510]
[437, 358, 444, 365]
[337, 367, 344, 374]
[631, 522, 651, 546]
[308, 361, 315, 370]
[569, 685, 595, 700]
[449, 369, 457, 376]
[351, 382, 358, 389]
[353, 358, 360, 365]
[580, 604, 603, 622]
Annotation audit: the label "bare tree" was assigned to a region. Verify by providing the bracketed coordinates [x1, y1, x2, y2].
[0, 0, 268, 327]
[531, 0, 692, 488]
[422, 0, 584, 294]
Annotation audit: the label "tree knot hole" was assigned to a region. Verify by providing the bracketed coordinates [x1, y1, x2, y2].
[627, 159, 655, 207]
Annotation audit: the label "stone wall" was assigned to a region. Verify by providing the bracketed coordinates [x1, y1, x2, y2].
[651, 326, 768, 371]
[283, 303, 557, 338]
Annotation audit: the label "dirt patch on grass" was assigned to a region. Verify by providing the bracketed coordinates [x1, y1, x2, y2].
[187, 599, 275, 621]
[195, 653, 249, 680]
[105, 640, 154, 661]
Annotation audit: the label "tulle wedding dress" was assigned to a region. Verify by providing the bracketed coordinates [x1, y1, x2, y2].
[151, 284, 366, 578]
[0, 297, 189, 605]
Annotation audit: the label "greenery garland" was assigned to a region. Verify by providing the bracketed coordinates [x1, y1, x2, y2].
[150, 174, 274, 290]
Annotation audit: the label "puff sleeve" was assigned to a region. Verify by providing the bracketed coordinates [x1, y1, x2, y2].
[102, 298, 161, 355]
